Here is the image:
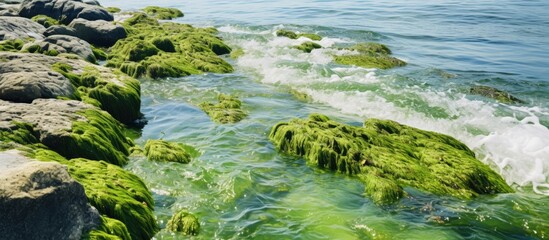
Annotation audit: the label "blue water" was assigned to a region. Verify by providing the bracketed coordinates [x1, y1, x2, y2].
[102, 0, 549, 239]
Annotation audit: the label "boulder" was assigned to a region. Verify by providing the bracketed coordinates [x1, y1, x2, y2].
[0, 16, 45, 40]
[199, 94, 247, 124]
[44, 25, 78, 37]
[68, 18, 126, 47]
[18, 0, 113, 24]
[0, 2, 19, 16]
[23, 35, 95, 62]
[0, 149, 100, 240]
[144, 139, 192, 163]
[0, 52, 141, 125]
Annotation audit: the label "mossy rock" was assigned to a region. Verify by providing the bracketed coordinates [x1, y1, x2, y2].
[144, 139, 192, 163]
[334, 42, 406, 69]
[107, 13, 233, 79]
[143, 6, 184, 20]
[470, 85, 523, 104]
[106, 7, 121, 13]
[166, 210, 200, 236]
[86, 216, 131, 240]
[295, 41, 322, 53]
[31, 15, 59, 28]
[0, 39, 24, 52]
[276, 29, 322, 41]
[25, 44, 60, 56]
[199, 94, 247, 124]
[68, 159, 159, 240]
[269, 114, 513, 204]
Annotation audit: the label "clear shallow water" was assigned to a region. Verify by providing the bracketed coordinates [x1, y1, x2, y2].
[102, 0, 549, 239]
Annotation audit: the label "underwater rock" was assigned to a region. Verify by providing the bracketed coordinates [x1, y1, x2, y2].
[142, 6, 183, 20]
[334, 42, 406, 69]
[68, 18, 127, 47]
[144, 139, 192, 163]
[470, 85, 523, 104]
[276, 29, 322, 41]
[30, 14, 59, 28]
[23, 35, 95, 62]
[19, 0, 113, 24]
[0, 150, 101, 239]
[269, 114, 513, 204]
[106, 12, 233, 79]
[0, 52, 141, 124]
[67, 159, 159, 240]
[295, 41, 322, 53]
[0, 16, 45, 40]
[0, 99, 132, 166]
[166, 210, 200, 236]
[199, 94, 247, 124]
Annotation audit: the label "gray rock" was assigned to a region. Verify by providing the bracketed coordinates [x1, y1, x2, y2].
[0, 52, 75, 103]
[0, 149, 101, 240]
[0, 3, 19, 16]
[0, 16, 45, 40]
[23, 35, 95, 62]
[44, 24, 78, 37]
[18, 0, 113, 24]
[68, 18, 126, 46]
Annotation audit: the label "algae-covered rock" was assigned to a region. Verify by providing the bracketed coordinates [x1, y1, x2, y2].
[230, 48, 244, 59]
[269, 114, 513, 204]
[0, 99, 132, 166]
[143, 6, 184, 20]
[106, 13, 233, 79]
[334, 42, 406, 69]
[166, 210, 200, 236]
[470, 85, 523, 104]
[0, 39, 24, 52]
[144, 139, 192, 163]
[87, 216, 131, 240]
[199, 94, 247, 124]
[31, 14, 59, 28]
[106, 7, 121, 13]
[295, 41, 322, 53]
[18, 0, 114, 25]
[276, 29, 322, 41]
[67, 159, 159, 240]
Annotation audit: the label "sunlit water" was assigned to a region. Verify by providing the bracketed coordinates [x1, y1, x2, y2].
[102, 0, 548, 239]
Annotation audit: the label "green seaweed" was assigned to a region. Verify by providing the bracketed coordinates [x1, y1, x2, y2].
[0, 39, 24, 52]
[470, 85, 523, 104]
[230, 48, 244, 59]
[92, 47, 108, 61]
[0, 122, 39, 145]
[106, 7, 121, 13]
[31, 15, 59, 28]
[269, 114, 513, 204]
[144, 139, 192, 163]
[68, 159, 159, 240]
[86, 216, 131, 240]
[166, 210, 200, 236]
[295, 41, 322, 53]
[276, 30, 322, 41]
[199, 94, 247, 124]
[143, 6, 184, 20]
[334, 42, 406, 69]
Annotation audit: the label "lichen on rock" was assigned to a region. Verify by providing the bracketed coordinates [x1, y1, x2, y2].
[142, 6, 184, 20]
[166, 210, 200, 236]
[199, 94, 247, 124]
[106, 12, 233, 79]
[269, 114, 513, 204]
[334, 42, 406, 69]
[144, 139, 192, 163]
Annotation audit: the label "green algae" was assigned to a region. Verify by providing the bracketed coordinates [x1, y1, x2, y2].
[106, 7, 121, 13]
[25, 44, 59, 56]
[92, 47, 108, 61]
[276, 30, 322, 41]
[0, 39, 24, 52]
[143, 6, 184, 20]
[334, 42, 406, 69]
[0, 122, 39, 145]
[144, 139, 192, 163]
[86, 216, 131, 240]
[470, 85, 523, 104]
[295, 41, 322, 53]
[199, 94, 247, 124]
[269, 114, 513, 204]
[106, 13, 233, 79]
[31, 15, 59, 28]
[52, 63, 141, 125]
[166, 210, 200, 236]
[67, 159, 159, 240]
[230, 48, 244, 59]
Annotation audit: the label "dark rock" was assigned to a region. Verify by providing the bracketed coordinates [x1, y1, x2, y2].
[44, 24, 78, 37]
[68, 18, 126, 47]
[18, 0, 113, 24]
[0, 149, 101, 240]
[23, 35, 95, 62]
[0, 16, 45, 40]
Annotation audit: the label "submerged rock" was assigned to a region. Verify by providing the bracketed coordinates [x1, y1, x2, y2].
[18, 0, 113, 24]
[276, 29, 322, 41]
[0, 150, 100, 239]
[144, 139, 192, 163]
[106, 12, 233, 79]
[142, 6, 183, 20]
[199, 94, 247, 124]
[334, 42, 406, 69]
[68, 18, 127, 47]
[470, 85, 523, 104]
[0, 16, 45, 40]
[167, 210, 200, 236]
[269, 114, 513, 204]
[295, 41, 322, 53]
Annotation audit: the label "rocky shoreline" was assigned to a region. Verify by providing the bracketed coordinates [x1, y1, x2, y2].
[0, 0, 514, 239]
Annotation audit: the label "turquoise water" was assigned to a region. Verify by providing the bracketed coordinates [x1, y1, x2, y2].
[102, 0, 548, 239]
